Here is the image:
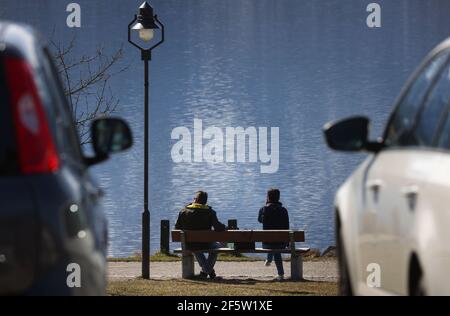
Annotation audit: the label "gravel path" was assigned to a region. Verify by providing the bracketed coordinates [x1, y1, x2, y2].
[108, 259, 337, 282]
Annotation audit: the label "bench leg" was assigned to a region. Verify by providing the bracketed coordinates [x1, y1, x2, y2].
[182, 254, 195, 279]
[290, 254, 304, 281]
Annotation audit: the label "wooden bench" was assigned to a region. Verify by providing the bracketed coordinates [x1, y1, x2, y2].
[171, 230, 309, 280]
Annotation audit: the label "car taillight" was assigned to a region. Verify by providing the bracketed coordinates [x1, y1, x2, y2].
[4, 57, 59, 174]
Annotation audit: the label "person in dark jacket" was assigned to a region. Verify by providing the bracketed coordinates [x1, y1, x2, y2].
[175, 191, 226, 279]
[258, 188, 289, 280]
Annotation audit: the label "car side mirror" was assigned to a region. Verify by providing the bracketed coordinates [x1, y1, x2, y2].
[323, 116, 382, 153]
[85, 118, 133, 166]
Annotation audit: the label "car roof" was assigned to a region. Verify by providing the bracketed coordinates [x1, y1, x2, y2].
[0, 21, 46, 67]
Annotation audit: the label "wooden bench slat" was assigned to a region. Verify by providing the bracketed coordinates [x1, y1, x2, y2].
[171, 230, 305, 243]
[173, 247, 310, 254]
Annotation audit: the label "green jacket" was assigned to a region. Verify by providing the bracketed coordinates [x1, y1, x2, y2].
[175, 203, 226, 249]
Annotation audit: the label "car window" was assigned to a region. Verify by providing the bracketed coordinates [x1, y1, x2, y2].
[29, 50, 59, 143]
[413, 63, 450, 146]
[40, 47, 84, 165]
[436, 110, 450, 149]
[384, 49, 450, 147]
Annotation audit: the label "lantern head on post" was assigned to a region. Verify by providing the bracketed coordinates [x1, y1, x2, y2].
[128, 1, 165, 60]
[132, 2, 159, 42]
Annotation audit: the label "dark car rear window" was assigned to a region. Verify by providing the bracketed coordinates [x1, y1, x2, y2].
[0, 55, 19, 175]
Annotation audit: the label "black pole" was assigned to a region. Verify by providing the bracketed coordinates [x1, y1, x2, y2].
[142, 51, 151, 279]
[160, 220, 170, 255]
[228, 219, 238, 230]
[128, 7, 164, 280]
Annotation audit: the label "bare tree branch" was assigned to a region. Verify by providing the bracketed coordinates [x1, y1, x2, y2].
[49, 36, 128, 145]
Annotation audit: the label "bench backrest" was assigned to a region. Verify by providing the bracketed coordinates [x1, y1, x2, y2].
[171, 230, 305, 243]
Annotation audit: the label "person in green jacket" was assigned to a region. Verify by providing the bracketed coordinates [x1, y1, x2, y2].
[175, 191, 226, 279]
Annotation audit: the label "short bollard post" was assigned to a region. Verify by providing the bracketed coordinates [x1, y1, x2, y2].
[228, 219, 238, 230]
[160, 220, 170, 255]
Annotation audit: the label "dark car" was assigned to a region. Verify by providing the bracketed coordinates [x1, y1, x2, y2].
[0, 22, 132, 295]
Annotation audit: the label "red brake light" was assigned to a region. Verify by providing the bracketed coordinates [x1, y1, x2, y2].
[4, 57, 60, 174]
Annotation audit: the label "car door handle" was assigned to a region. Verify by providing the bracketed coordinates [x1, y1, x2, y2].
[91, 188, 105, 200]
[366, 180, 383, 204]
[86, 186, 104, 200]
[366, 179, 383, 191]
[402, 185, 419, 211]
[401, 185, 419, 197]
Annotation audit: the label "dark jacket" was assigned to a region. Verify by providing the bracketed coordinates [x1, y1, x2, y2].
[175, 203, 226, 250]
[258, 202, 289, 249]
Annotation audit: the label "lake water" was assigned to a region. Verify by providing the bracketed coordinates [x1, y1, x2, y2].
[2, 0, 450, 257]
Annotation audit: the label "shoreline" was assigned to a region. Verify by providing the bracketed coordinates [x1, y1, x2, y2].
[107, 246, 337, 263]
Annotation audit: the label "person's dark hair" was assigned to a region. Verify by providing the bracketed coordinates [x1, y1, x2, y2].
[194, 191, 208, 205]
[266, 188, 280, 203]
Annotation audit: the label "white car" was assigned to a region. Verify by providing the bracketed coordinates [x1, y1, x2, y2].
[324, 38, 450, 296]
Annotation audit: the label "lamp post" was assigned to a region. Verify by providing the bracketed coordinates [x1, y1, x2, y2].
[128, 1, 165, 280]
